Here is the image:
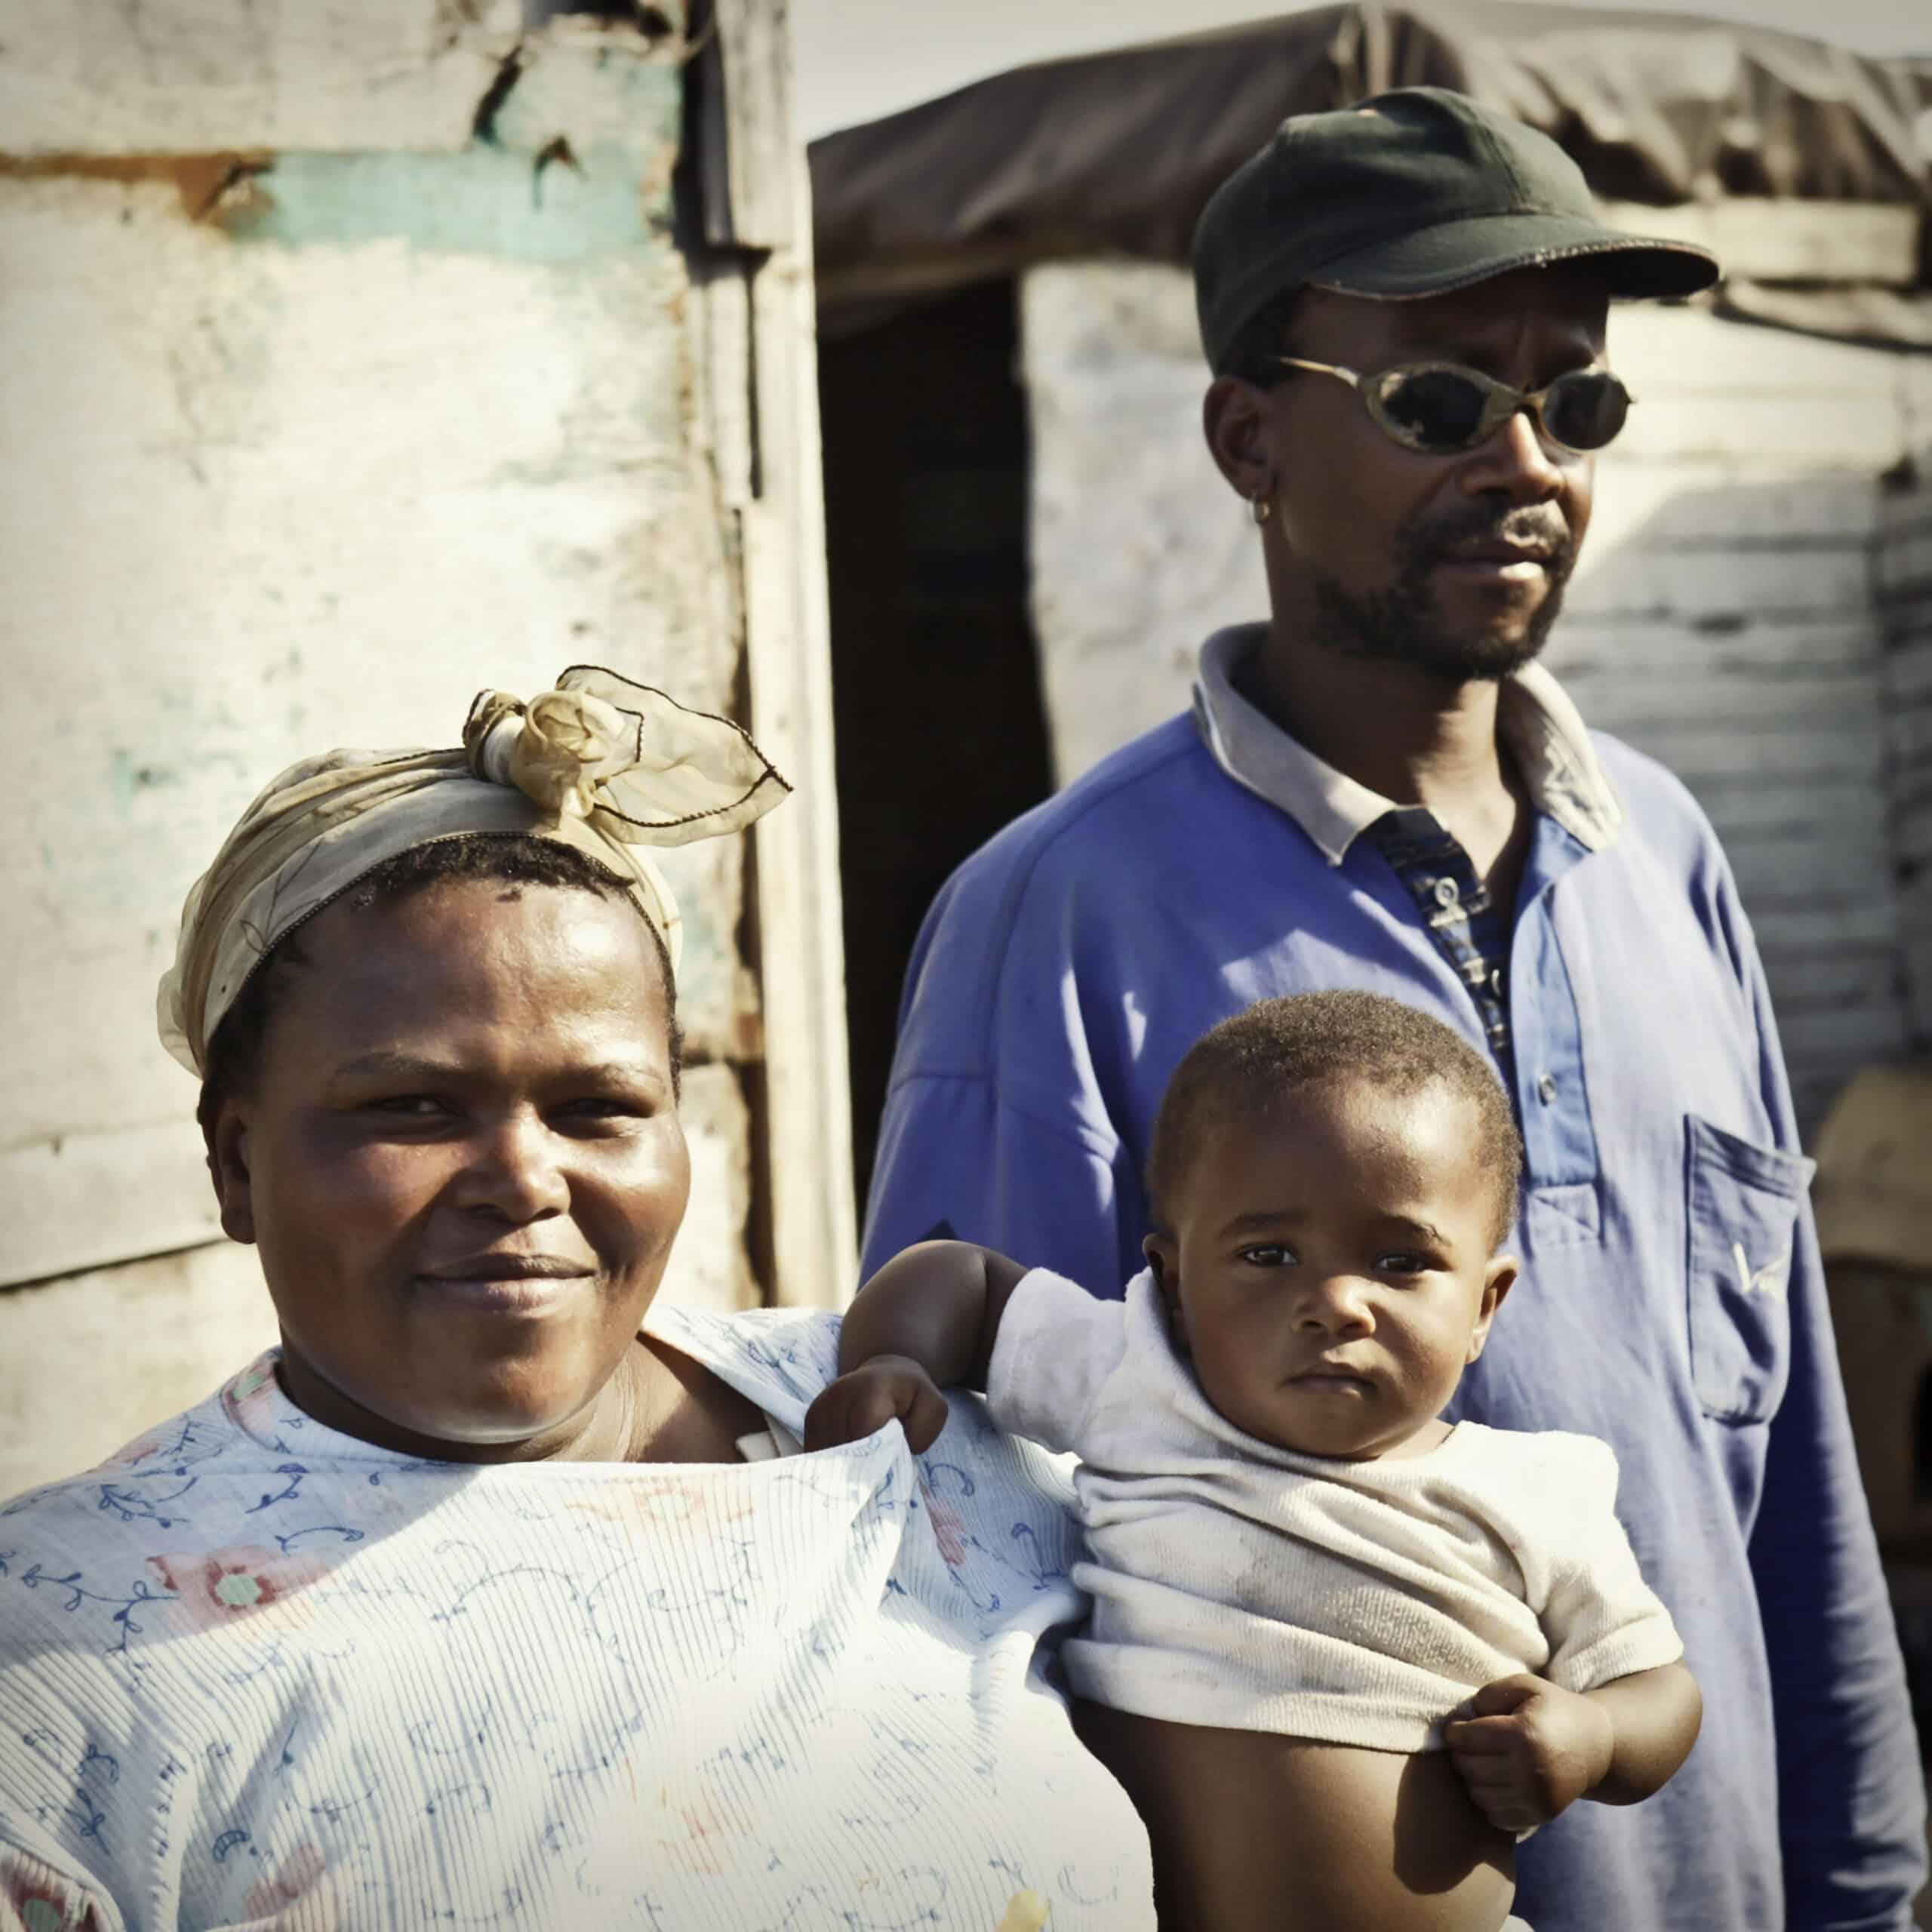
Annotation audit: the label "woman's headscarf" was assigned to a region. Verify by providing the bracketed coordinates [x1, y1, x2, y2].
[157, 667, 789, 1076]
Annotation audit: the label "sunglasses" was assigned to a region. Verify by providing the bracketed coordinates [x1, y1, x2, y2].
[1275, 355, 1634, 456]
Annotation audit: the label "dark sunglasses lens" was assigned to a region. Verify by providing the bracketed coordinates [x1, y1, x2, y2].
[1543, 372, 1629, 451]
[1379, 369, 1490, 450]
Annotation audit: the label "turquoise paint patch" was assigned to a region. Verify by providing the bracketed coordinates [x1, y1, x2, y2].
[225, 137, 675, 266]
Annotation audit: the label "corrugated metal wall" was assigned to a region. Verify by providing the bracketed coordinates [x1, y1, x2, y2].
[1551, 305, 1917, 1130]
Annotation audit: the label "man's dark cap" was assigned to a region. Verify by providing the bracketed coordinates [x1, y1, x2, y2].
[1193, 87, 1720, 374]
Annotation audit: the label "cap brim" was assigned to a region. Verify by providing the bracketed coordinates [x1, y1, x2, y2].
[1307, 211, 1719, 301]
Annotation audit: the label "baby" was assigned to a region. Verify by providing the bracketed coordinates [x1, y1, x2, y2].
[806, 991, 1700, 1932]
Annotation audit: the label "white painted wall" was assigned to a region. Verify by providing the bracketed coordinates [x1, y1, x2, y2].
[1547, 305, 1915, 1131]
[0, 2, 829, 1493]
[1020, 260, 1918, 1131]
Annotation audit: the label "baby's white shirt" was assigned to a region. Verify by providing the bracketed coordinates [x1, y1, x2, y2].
[986, 1268, 1684, 1750]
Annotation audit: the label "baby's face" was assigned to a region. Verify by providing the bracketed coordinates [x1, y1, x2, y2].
[1146, 1072, 1514, 1461]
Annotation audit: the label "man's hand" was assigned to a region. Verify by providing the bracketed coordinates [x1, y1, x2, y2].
[803, 1356, 952, 1454]
[1443, 1675, 1615, 1833]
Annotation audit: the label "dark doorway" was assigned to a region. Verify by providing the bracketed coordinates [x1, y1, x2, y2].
[1916, 1362, 1932, 1503]
[819, 278, 1055, 1217]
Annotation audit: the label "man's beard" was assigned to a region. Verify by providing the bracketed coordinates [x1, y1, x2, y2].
[1308, 504, 1577, 682]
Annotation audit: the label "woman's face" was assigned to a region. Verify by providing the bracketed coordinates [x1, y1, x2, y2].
[209, 878, 688, 1460]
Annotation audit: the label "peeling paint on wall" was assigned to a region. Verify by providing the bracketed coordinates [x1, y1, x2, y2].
[0, 152, 275, 220]
[193, 138, 677, 261]
[0, 14, 751, 1296]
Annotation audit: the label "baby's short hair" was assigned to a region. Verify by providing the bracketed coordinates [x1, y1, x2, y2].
[1146, 991, 1524, 1247]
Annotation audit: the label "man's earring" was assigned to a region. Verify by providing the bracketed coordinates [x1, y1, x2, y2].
[1251, 491, 1273, 526]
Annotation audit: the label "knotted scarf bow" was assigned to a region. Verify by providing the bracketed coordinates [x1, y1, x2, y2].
[158, 668, 788, 1075]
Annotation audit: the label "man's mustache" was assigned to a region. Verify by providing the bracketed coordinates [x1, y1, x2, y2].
[1411, 506, 1576, 574]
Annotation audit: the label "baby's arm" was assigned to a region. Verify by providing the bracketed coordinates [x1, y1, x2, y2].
[801, 1241, 1032, 1452]
[1444, 1661, 1702, 1834]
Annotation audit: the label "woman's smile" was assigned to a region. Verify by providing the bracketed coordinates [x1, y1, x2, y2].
[212, 876, 689, 1460]
[413, 1254, 598, 1316]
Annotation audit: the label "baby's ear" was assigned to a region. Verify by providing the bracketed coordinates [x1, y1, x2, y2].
[1466, 1254, 1517, 1362]
[1143, 1233, 1188, 1350]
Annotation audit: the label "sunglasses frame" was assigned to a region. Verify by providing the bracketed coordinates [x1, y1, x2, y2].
[1274, 355, 1635, 457]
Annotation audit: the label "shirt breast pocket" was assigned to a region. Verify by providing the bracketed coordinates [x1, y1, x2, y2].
[1684, 1114, 1814, 1424]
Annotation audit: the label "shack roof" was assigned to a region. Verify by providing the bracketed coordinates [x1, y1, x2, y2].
[810, 2, 1931, 339]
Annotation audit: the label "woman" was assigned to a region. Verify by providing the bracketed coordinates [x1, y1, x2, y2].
[0, 671, 1153, 1930]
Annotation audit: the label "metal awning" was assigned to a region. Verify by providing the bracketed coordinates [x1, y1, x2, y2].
[811, 2, 1931, 346]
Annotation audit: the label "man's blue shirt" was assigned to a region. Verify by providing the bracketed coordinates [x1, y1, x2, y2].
[863, 629, 1924, 1931]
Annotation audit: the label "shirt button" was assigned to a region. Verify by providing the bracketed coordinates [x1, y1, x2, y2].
[1433, 877, 1460, 906]
[1536, 1072, 1558, 1105]
[1489, 968, 1505, 995]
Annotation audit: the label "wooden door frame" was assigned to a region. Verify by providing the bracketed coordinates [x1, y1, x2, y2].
[694, 0, 857, 1307]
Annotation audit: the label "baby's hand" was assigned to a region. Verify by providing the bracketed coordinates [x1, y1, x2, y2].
[802, 1357, 951, 1454]
[1443, 1675, 1614, 1833]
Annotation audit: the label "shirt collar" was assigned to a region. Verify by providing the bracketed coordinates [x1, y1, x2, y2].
[1190, 624, 1623, 866]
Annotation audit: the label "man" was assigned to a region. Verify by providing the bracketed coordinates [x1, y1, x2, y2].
[861, 88, 1926, 1931]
